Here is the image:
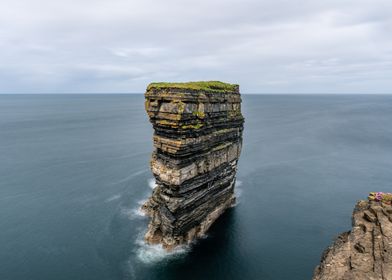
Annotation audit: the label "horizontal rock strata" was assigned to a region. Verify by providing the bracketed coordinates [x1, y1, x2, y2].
[142, 81, 244, 249]
[313, 199, 392, 280]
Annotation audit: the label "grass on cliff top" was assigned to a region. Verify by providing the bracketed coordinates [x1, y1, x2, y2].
[147, 81, 238, 93]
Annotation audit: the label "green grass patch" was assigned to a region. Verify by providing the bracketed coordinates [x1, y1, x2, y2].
[181, 123, 204, 130]
[147, 81, 238, 93]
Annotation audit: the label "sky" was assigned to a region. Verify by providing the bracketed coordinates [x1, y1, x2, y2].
[0, 0, 391, 94]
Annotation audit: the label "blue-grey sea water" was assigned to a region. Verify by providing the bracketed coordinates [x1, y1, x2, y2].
[1, 94, 392, 280]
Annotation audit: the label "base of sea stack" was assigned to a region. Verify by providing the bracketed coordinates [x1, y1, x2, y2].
[142, 194, 236, 251]
[313, 199, 392, 280]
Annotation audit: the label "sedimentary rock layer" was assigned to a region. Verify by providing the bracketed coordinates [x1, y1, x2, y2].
[142, 81, 244, 249]
[313, 199, 392, 280]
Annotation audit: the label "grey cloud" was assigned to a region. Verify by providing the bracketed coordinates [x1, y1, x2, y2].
[0, 0, 391, 93]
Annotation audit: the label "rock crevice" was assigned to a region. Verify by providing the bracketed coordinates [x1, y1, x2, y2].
[313, 198, 392, 280]
[142, 81, 244, 249]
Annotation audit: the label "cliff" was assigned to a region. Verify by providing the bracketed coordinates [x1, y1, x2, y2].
[142, 81, 244, 250]
[313, 193, 392, 280]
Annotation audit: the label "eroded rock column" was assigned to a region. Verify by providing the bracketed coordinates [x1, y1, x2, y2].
[142, 81, 244, 249]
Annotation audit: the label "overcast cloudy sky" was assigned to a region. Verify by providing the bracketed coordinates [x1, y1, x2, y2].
[1, 0, 391, 93]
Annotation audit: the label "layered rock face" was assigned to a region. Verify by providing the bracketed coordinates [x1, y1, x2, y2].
[142, 81, 244, 249]
[313, 199, 392, 280]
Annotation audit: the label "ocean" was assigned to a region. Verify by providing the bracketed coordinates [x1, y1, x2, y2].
[1, 94, 392, 280]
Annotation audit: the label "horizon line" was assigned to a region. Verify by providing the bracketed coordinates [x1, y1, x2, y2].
[1, 92, 392, 95]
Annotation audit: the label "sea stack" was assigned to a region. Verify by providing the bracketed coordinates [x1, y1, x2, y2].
[142, 81, 244, 250]
[313, 193, 392, 280]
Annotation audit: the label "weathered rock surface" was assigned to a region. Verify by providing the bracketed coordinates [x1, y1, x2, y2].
[142, 81, 244, 250]
[313, 200, 392, 280]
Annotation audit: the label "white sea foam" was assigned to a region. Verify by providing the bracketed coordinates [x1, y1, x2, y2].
[235, 180, 243, 197]
[137, 199, 147, 206]
[233, 180, 243, 206]
[126, 178, 191, 265]
[134, 232, 189, 264]
[148, 178, 157, 189]
[105, 194, 122, 202]
[120, 177, 157, 219]
[110, 169, 148, 186]
[121, 203, 146, 219]
[235, 187, 243, 198]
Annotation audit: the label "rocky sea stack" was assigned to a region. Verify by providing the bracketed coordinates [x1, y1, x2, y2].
[142, 81, 244, 250]
[313, 193, 392, 280]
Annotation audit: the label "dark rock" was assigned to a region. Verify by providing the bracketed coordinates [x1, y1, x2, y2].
[142, 81, 244, 250]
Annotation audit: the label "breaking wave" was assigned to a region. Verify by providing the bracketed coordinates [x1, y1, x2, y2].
[120, 177, 158, 220]
[134, 231, 189, 264]
[121, 207, 145, 219]
[121, 199, 148, 219]
[148, 178, 157, 189]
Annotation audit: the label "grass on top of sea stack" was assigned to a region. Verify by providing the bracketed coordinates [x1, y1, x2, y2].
[147, 81, 239, 93]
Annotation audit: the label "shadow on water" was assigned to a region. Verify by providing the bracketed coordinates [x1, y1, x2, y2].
[143, 207, 257, 280]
